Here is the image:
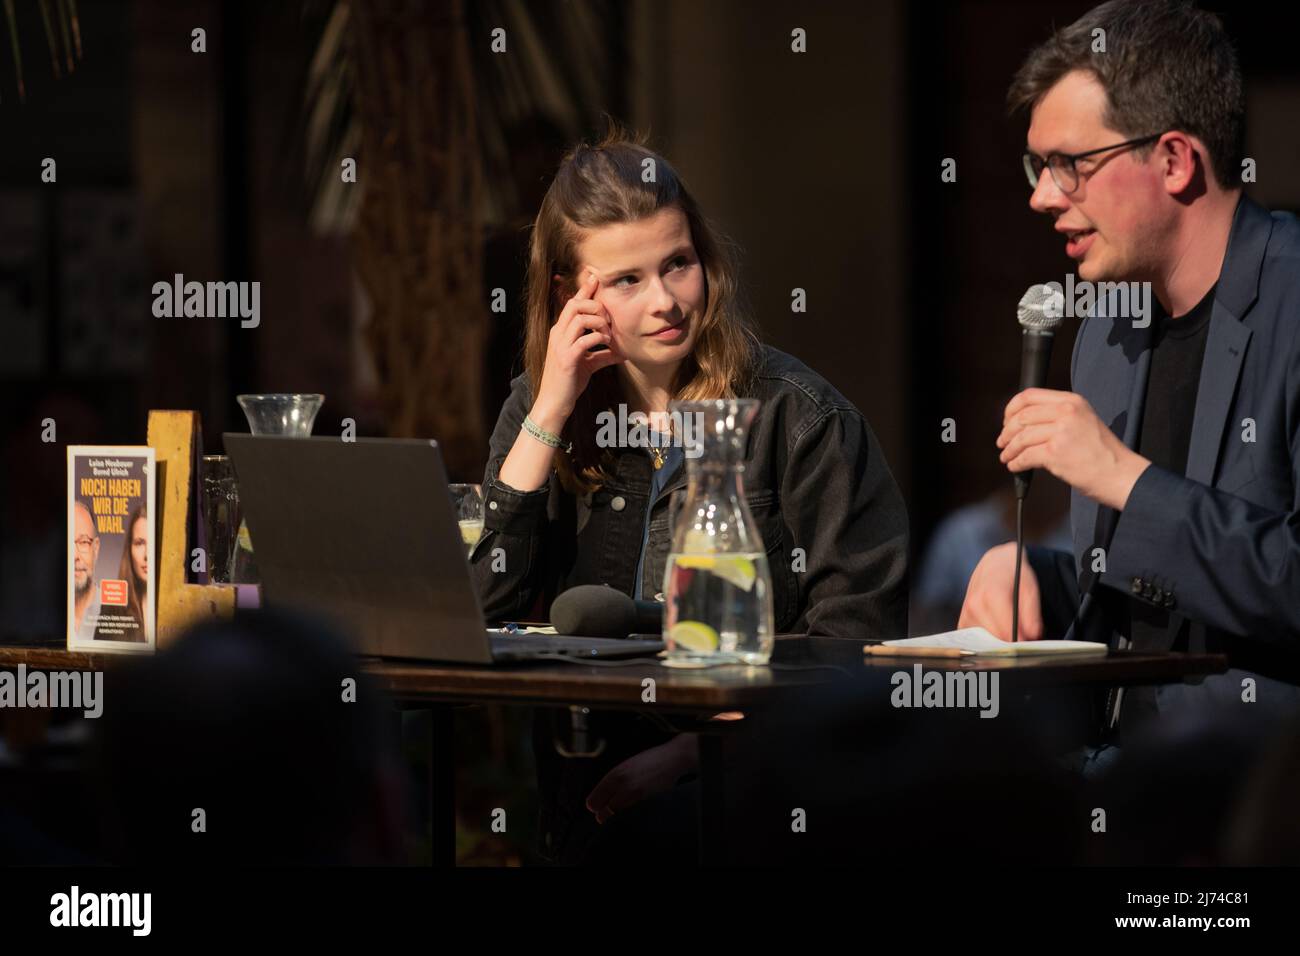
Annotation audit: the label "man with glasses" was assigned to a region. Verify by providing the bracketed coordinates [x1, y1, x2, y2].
[72, 499, 102, 642]
[1021, 133, 1164, 200]
[960, 0, 1300, 749]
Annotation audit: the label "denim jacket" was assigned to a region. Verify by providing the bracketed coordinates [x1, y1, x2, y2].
[470, 345, 909, 639]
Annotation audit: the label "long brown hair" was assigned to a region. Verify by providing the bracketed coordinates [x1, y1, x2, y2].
[116, 504, 148, 641]
[523, 124, 760, 493]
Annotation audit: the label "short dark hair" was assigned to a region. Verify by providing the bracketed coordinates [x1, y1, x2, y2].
[93, 607, 401, 864]
[1008, 0, 1244, 189]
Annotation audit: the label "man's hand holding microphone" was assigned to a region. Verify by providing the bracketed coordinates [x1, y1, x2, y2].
[958, 285, 1150, 642]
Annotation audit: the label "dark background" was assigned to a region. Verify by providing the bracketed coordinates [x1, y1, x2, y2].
[4, 0, 1299, 641]
[1, 0, 1297, 863]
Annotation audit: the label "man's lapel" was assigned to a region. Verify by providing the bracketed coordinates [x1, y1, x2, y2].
[1184, 196, 1270, 484]
[1185, 304, 1252, 485]
[1141, 306, 1250, 650]
[1151, 197, 1268, 648]
[1083, 197, 1270, 597]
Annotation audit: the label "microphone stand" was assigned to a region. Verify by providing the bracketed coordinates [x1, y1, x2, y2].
[1012, 464, 1035, 643]
[1011, 488, 1026, 643]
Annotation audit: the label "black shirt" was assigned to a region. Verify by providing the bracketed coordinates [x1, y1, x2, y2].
[1120, 283, 1215, 730]
[1135, 288, 1216, 516]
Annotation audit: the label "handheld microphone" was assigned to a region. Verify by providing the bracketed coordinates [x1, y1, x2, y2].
[1014, 284, 1065, 500]
[550, 584, 663, 638]
[1009, 283, 1065, 643]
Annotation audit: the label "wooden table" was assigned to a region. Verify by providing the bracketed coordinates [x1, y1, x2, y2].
[0, 637, 1228, 865]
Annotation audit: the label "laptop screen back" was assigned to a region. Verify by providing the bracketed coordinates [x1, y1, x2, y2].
[223, 434, 493, 663]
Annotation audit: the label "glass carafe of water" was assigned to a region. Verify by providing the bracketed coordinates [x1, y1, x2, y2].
[662, 398, 775, 666]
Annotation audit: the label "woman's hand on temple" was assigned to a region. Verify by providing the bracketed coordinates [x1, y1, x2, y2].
[498, 270, 625, 493]
[532, 270, 625, 431]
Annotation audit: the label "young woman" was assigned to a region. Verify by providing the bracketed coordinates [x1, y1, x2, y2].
[469, 128, 908, 863]
[95, 504, 149, 643]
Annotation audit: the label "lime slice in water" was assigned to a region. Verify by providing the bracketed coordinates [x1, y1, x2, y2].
[668, 621, 720, 653]
[672, 555, 757, 591]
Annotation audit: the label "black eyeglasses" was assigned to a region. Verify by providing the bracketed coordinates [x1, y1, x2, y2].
[1022, 133, 1165, 194]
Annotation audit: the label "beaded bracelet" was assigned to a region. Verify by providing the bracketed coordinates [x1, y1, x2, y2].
[522, 414, 572, 453]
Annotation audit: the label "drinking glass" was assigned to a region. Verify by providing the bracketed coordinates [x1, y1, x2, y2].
[450, 484, 484, 557]
[230, 393, 325, 584]
[200, 455, 239, 584]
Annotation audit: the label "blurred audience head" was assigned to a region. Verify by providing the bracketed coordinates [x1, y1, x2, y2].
[92, 607, 408, 865]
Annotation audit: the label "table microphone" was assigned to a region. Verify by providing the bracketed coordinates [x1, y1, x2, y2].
[550, 584, 663, 638]
[1010, 283, 1064, 642]
[548, 586, 662, 761]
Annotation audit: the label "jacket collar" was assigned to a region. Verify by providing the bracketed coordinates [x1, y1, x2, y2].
[1108, 193, 1270, 473]
[1082, 194, 1272, 599]
[1177, 194, 1270, 484]
[1215, 194, 1271, 320]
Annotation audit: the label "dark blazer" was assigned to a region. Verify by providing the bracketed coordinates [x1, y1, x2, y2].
[470, 343, 910, 640]
[1029, 195, 1300, 725]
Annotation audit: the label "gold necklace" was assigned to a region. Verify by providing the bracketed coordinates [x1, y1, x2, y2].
[649, 417, 670, 469]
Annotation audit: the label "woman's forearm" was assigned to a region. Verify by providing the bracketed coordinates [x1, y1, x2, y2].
[498, 401, 570, 492]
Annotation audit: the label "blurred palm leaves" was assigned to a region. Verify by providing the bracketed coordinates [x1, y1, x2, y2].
[289, 0, 626, 478]
[294, 0, 624, 234]
[296, 0, 359, 233]
[2, 0, 83, 103]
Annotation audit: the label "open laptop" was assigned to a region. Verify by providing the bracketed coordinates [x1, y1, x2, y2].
[223, 434, 664, 663]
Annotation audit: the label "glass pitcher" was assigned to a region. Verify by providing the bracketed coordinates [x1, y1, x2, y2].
[662, 398, 775, 666]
